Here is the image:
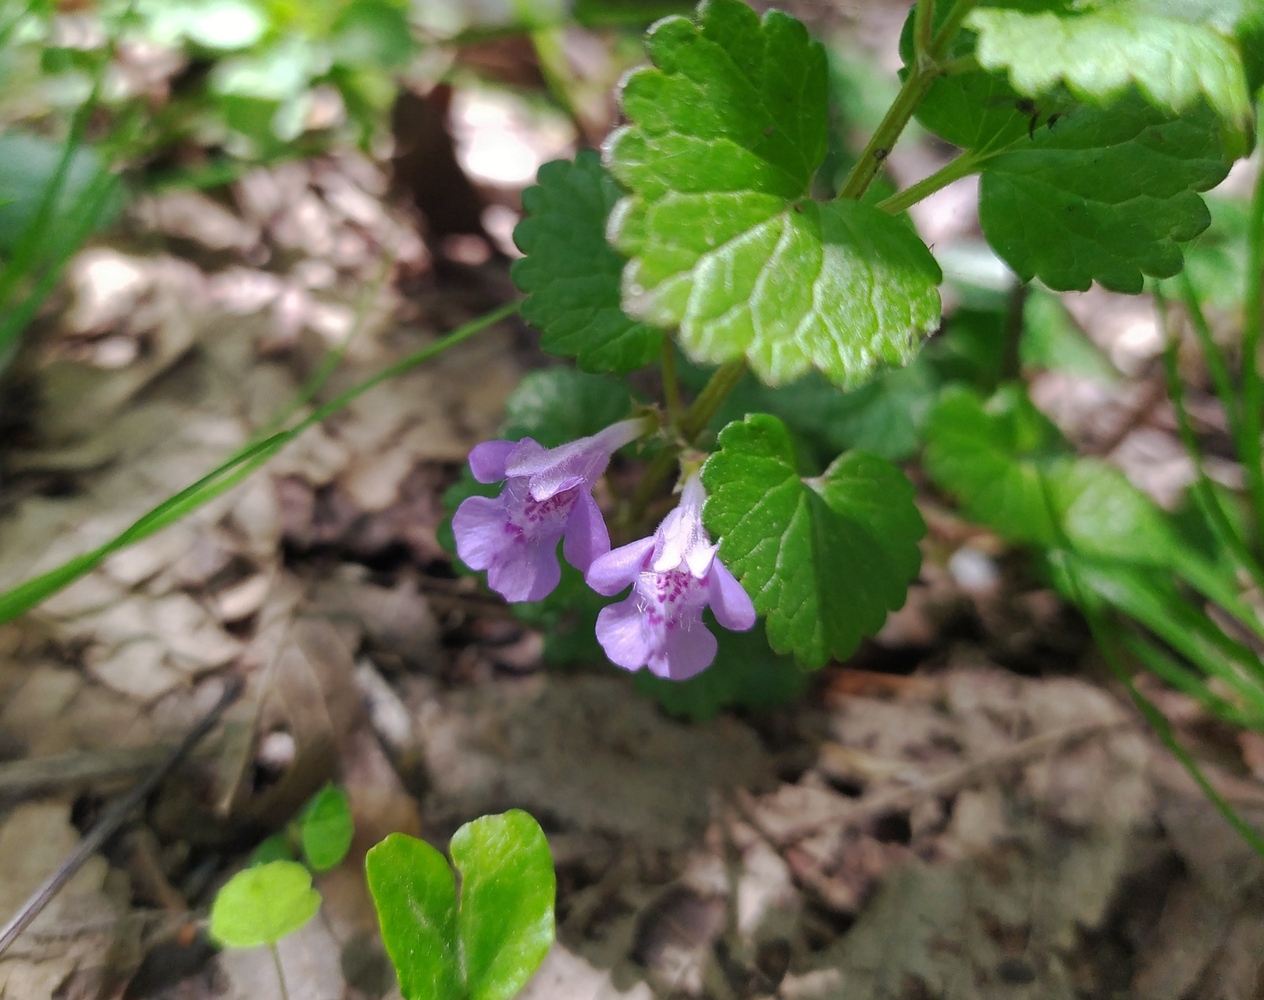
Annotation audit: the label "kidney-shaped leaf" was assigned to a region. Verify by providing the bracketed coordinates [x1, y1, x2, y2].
[702, 414, 925, 666]
[209, 861, 321, 949]
[450, 810, 556, 1000]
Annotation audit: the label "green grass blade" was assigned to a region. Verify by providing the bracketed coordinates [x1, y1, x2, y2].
[1053, 550, 1264, 859]
[0, 301, 518, 623]
[1119, 631, 1264, 730]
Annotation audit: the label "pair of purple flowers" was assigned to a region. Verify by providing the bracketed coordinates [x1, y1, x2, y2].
[452, 418, 756, 680]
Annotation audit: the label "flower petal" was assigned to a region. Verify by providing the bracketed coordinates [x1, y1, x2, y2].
[452, 495, 508, 571]
[486, 539, 562, 603]
[467, 440, 518, 483]
[595, 597, 652, 671]
[651, 622, 717, 681]
[586, 536, 655, 596]
[562, 491, 611, 573]
[708, 561, 756, 632]
[508, 418, 648, 499]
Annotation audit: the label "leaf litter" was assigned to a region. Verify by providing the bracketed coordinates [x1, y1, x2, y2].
[2, 49, 1264, 1000]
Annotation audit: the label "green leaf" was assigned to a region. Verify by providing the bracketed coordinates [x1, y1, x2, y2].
[634, 620, 810, 720]
[331, 0, 416, 68]
[1159, 195, 1252, 308]
[978, 94, 1232, 292]
[301, 784, 354, 871]
[211, 37, 324, 102]
[512, 153, 661, 373]
[135, 0, 266, 50]
[898, 5, 1043, 152]
[209, 861, 321, 949]
[702, 414, 925, 666]
[606, 0, 942, 388]
[0, 132, 122, 254]
[922, 384, 1065, 547]
[698, 358, 938, 466]
[924, 384, 1187, 565]
[250, 833, 296, 866]
[968, 4, 1252, 132]
[366, 833, 462, 1000]
[502, 368, 635, 447]
[450, 810, 556, 1000]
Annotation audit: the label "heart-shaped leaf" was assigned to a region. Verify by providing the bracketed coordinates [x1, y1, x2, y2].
[703, 414, 925, 666]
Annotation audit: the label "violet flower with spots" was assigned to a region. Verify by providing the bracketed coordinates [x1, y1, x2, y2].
[452, 417, 650, 603]
[586, 474, 755, 680]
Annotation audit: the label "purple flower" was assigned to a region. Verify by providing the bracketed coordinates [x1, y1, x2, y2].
[453, 418, 649, 603]
[586, 474, 755, 680]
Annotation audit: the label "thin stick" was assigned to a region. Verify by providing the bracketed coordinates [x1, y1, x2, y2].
[742, 718, 1130, 846]
[0, 676, 244, 956]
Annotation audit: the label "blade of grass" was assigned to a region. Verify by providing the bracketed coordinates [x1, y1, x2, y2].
[1064, 557, 1264, 720]
[1053, 550, 1264, 857]
[0, 89, 101, 313]
[0, 301, 518, 623]
[0, 167, 120, 369]
[1119, 631, 1264, 731]
[1240, 141, 1264, 551]
[1177, 272, 1241, 442]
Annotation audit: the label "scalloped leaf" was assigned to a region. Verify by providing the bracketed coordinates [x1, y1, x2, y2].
[606, 0, 942, 388]
[702, 414, 925, 666]
[512, 153, 661, 373]
[969, 4, 1252, 133]
[978, 94, 1232, 292]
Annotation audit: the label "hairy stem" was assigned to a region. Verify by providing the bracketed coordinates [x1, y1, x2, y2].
[628, 360, 747, 525]
[876, 147, 990, 214]
[680, 359, 746, 442]
[1242, 148, 1264, 550]
[661, 340, 683, 428]
[914, 0, 935, 58]
[837, 0, 979, 201]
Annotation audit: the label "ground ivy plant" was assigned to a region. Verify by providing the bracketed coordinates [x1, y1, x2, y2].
[445, 0, 1258, 711]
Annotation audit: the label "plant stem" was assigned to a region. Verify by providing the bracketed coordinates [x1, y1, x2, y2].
[0, 302, 519, 623]
[661, 340, 683, 428]
[270, 943, 291, 1000]
[837, 0, 978, 201]
[914, 0, 935, 57]
[628, 360, 746, 524]
[680, 359, 746, 442]
[1242, 149, 1264, 550]
[937, 54, 980, 76]
[876, 147, 989, 215]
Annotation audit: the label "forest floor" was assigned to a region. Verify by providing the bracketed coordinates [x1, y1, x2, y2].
[3, 7, 1264, 999]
